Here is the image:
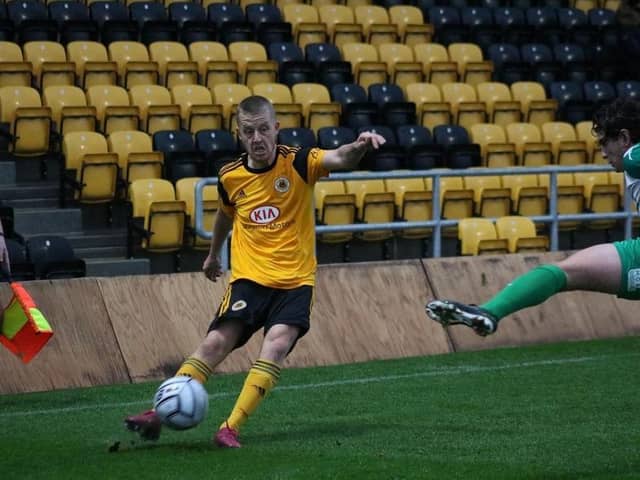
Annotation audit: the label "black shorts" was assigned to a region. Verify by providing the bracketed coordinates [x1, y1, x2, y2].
[207, 279, 314, 351]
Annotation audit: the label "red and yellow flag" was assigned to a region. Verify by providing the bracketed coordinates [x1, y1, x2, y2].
[0, 283, 53, 363]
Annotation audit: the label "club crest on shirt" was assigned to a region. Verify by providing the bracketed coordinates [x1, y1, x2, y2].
[231, 300, 247, 311]
[274, 176, 290, 193]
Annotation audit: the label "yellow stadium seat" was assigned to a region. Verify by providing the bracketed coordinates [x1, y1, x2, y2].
[341, 42, 387, 90]
[129, 84, 180, 134]
[86, 85, 140, 134]
[354, 5, 397, 45]
[66, 41, 117, 89]
[283, 4, 327, 49]
[23, 41, 75, 89]
[0, 86, 51, 156]
[510, 81, 558, 127]
[609, 171, 624, 208]
[404, 82, 451, 131]
[441, 82, 486, 131]
[42, 85, 97, 136]
[171, 84, 223, 133]
[576, 120, 604, 164]
[447, 43, 493, 87]
[463, 173, 511, 218]
[107, 130, 162, 187]
[175, 177, 219, 250]
[228, 42, 277, 88]
[345, 179, 395, 241]
[538, 172, 584, 231]
[0, 41, 33, 87]
[149, 41, 198, 88]
[108, 41, 158, 88]
[251, 83, 303, 129]
[318, 5, 363, 48]
[62, 131, 119, 203]
[469, 123, 517, 168]
[505, 122, 552, 167]
[495, 216, 549, 253]
[458, 218, 508, 255]
[439, 175, 474, 236]
[541, 121, 588, 165]
[128, 178, 186, 253]
[475, 82, 521, 127]
[291, 83, 341, 131]
[377, 43, 423, 90]
[388, 5, 433, 46]
[413, 43, 457, 87]
[384, 176, 432, 239]
[574, 0, 598, 12]
[314, 180, 356, 243]
[211, 83, 252, 130]
[574, 171, 620, 230]
[501, 170, 548, 218]
[188, 41, 237, 88]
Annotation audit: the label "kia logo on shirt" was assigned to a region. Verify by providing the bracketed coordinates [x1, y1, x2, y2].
[250, 205, 280, 224]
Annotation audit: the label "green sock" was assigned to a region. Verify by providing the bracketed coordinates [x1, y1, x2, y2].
[481, 264, 567, 321]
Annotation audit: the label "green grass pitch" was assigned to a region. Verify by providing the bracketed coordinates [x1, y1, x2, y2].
[1, 337, 639, 480]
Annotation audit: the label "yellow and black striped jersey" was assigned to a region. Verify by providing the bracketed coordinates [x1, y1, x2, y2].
[217, 145, 329, 289]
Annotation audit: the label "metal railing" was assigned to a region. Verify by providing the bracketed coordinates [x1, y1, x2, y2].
[195, 165, 638, 260]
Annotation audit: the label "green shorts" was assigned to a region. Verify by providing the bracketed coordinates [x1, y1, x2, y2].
[613, 237, 640, 299]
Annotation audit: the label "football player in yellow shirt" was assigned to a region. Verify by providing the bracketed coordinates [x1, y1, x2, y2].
[126, 95, 386, 448]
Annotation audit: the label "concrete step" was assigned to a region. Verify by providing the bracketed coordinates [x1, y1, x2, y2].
[85, 257, 150, 277]
[0, 181, 58, 202]
[64, 229, 127, 249]
[13, 207, 82, 235]
[0, 161, 15, 185]
[75, 245, 128, 258]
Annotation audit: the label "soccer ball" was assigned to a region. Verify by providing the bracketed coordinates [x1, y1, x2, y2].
[153, 376, 209, 430]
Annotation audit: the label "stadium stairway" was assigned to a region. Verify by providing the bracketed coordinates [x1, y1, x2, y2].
[0, 160, 150, 277]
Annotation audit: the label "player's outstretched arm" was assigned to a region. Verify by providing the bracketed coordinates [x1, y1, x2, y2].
[321, 131, 386, 172]
[203, 209, 233, 282]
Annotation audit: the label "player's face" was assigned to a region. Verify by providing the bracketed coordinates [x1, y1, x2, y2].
[237, 108, 279, 166]
[598, 132, 626, 172]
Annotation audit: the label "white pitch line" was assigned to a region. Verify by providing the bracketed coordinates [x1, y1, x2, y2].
[0, 352, 637, 419]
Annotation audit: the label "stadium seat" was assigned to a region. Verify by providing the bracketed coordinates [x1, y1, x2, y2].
[318, 5, 363, 49]
[169, 2, 213, 45]
[195, 128, 239, 175]
[317, 126, 357, 150]
[62, 131, 119, 204]
[549, 80, 592, 124]
[487, 42, 529, 85]
[616, 80, 640, 99]
[130, 2, 177, 45]
[447, 43, 493, 87]
[553, 43, 592, 84]
[384, 176, 432, 239]
[269, 42, 315, 87]
[314, 180, 356, 244]
[291, 83, 340, 131]
[510, 81, 558, 127]
[573, 171, 620, 230]
[368, 83, 416, 127]
[9, 0, 57, 43]
[0, 41, 32, 88]
[23, 41, 75, 90]
[475, 82, 521, 127]
[575, 120, 604, 165]
[0, 86, 52, 157]
[228, 41, 277, 88]
[188, 41, 237, 88]
[438, 175, 474, 235]
[505, 122, 552, 167]
[278, 127, 316, 149]
[427, 6, 466, 45]
[149, 41, 198, 88]
[49, 1, 97, 44]
[538, 172, 584, 231]
[404, 82, 451, 132]
[355, 125, 405, 171]
[396, 124, 442, 170]
[67, 41, 117, 89]
[434, 124, 481, 170]
[331, 82, 377, 130]
[413, 43, 457, 87]
[354, 5, 397, 46]
[251, 82, 303, 129]
[170, 84, 222, 133]
[541, 121, 588, 165]
[501, 169, 548, 218]
[457, 218, 508, 255]
[42, 85, 97, 136]
[283, 4, 326, 49]
[153, 129, 203, 183]
[129, 84, 181, 134]
[344, 178, 395, 242]
[211, 83, 252, 130]
[86, 85, 140, 134]
[5, 238, 36, 281]
[128, 178, 186, 256]
[388, 5, 433, 46]
[175, 176, 219, 250]
[377, 42, 423, 91]
[469, 123, 517, 168]
[92, 1, 138, 44]
[108, 130, 162, 189]
[440, 82, 486, 131]
[341, 42, 387, 90]
[108, 41, 159, 88]
[495, 216, 549, 253]
[463, 173, 511, 218]
[26, 235, 86, 280]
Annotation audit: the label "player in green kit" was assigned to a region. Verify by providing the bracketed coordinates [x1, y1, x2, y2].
[426, 97, 640, 335]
